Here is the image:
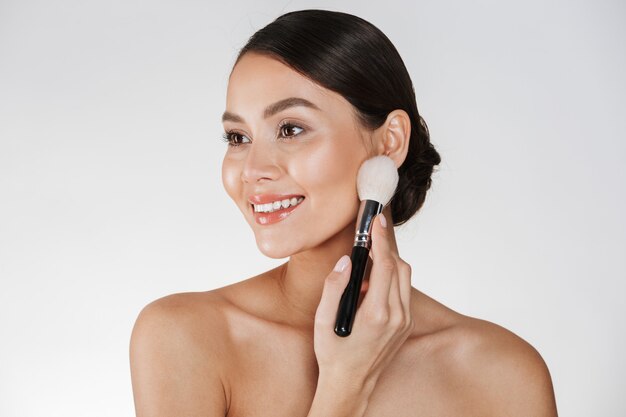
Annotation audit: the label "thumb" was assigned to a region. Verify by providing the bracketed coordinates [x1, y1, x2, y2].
[315, 255, 352, 331]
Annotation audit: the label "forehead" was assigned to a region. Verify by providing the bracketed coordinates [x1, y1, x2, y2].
[225, 52, 352, 122]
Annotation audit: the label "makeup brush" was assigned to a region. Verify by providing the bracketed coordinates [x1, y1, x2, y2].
[334, 155, 399, 337]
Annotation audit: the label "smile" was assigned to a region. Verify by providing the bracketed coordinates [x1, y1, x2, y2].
[251, 197, 305, 225]
[252, 197, 304, 213]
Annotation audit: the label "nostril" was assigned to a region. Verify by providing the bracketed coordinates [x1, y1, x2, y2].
[240, 153, 282, 183]
[241, 171, 279, 184]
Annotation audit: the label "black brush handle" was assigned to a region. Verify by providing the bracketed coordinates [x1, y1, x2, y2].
[334, 245, 371, 337]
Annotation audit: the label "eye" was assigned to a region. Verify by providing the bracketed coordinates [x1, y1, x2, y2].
[221, 131, 250, 147]
[278, 122, 304, 139]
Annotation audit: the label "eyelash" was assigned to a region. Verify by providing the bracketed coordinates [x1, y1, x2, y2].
[221, 121, 304, 147]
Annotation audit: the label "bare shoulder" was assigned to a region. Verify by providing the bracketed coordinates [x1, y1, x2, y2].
[129, 291, 232, 416]
[400, 290, 557, 416]
[441, 313, 558, 416]
[130, 266, 281, 362]
[132, 290, 231, 333]
[131, 290, 233, 354]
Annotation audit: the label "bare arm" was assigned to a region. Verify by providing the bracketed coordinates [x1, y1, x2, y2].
[129, 296, 228, 417]
[487, 340, 558, 417]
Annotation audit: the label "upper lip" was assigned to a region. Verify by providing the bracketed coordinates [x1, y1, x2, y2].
[248, 193, 305, 205]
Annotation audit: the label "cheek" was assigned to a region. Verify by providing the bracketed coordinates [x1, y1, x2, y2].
[221, 156, 241, 201]
[291, 137, 366, 211]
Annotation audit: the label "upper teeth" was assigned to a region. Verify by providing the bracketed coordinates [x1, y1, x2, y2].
[253, 197, 304, 213]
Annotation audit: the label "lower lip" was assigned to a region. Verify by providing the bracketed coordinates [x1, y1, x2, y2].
[252, 199, 304, 225]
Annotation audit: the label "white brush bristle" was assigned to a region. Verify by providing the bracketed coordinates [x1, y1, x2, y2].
[356, 155, 399, 205]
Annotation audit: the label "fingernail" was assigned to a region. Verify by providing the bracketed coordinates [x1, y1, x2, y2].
[334, 255, 350, 272]
[379, 213, 387, 228]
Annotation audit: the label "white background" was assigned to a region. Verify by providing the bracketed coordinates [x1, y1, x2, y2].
[1, 0, 624, 416]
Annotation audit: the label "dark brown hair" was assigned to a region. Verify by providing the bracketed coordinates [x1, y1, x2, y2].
[233, 9, 441, 226]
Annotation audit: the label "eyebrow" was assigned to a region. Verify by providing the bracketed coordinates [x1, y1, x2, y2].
[221, 97, 321, 123]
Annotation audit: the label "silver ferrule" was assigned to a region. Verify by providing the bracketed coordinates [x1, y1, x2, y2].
[353, 199, 384, 249]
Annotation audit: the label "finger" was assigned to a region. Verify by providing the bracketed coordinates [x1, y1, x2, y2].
[388, 265, 404, 322]
[315, 255, 351, 330]
[398, 261, 412, 318]
[369, 210, 399, 263]
[381, 205, 400, 255]
[360, 213, 394, 311]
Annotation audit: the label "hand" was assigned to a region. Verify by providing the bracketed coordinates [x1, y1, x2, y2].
[313, 209, 414, 394]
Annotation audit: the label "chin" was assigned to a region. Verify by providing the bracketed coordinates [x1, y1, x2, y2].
[255, 239, 299, 259]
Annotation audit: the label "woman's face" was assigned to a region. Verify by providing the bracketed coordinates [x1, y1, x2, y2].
[221, 52, 374, 259]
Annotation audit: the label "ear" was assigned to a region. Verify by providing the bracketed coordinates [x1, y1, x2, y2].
[374, 109, 411, 168]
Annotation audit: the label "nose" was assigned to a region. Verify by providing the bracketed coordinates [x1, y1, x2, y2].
[240, 140, 281, 184]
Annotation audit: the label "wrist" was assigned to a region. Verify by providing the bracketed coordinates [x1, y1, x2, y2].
[318, 367, 377, 396]
[309, 371, 376, 417]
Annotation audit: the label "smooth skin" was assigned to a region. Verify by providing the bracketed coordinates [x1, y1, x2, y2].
[130, 52, 558, 416]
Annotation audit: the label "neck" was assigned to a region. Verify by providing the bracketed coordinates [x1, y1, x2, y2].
[275, 223, 353, 330]
[275, 205, 390, 330]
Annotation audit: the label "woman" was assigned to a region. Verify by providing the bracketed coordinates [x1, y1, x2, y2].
[130, 9, 558, 416]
